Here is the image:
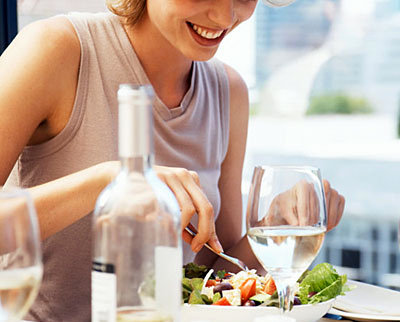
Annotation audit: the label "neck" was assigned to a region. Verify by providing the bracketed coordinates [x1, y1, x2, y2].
[122, 15, 193, 109]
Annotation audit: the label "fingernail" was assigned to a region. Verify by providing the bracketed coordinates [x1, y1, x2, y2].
[215, 240, 224, 253]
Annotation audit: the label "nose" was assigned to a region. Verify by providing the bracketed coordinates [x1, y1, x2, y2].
[208, 0, 236, 29]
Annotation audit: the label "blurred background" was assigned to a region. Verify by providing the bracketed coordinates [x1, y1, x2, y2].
[2, 0, 400, 290]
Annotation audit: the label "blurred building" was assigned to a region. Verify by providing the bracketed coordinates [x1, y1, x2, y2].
[312, 0, 400, 115]
[254, 0, 335, 87]
[375, 0, 400, 17]
[256, 0, 400, 116]
[250, 0, 400, 290]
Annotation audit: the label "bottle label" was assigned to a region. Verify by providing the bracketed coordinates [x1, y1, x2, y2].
[155, 247, 182, 321]
[92, 261, 116, 322]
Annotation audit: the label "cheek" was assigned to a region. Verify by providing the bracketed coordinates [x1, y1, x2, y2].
[147, 0, 175, 27]
[237, 3, 257, 22]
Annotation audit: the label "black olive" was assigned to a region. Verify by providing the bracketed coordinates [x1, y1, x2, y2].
[293, 296, 301, 305]
[213, 282, 234, 294]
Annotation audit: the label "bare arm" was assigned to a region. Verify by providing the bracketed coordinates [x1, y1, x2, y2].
[0, 17, 117, 240]
[29, 161, 118, 240]
[0, 17, 81, 184]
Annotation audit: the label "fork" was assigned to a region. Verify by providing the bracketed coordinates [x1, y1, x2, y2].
[184, 225, 249, 272]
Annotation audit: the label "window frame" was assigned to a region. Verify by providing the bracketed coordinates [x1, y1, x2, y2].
[0, 0, 18, 55]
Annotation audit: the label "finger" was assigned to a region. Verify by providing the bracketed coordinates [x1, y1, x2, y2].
[335, 195, 345, 228]
[187, 222, 198, 233]
[323, 180, 331, 211]
[277, 190, 298, 226]
[182, 229, 194, 245]
[189, 170, 201, 187]
[184, 223, 223, 253]
[163, 173, 196, 229]
[295, 182, 309, 226]
[265, 208, 287, 226]
[309, 184, 320, 226]
[191, 200, 221, 253]
[189, 192, 215, 252]
[178, 170, 222, 253]
[206, 231, 224, 254]
[327, 189, 340, 230]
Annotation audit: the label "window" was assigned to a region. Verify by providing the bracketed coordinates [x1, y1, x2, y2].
[0, 0, 18, 54]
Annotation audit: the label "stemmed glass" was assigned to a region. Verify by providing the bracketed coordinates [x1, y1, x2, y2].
[0, 187, 42, 321]
[246, 166, 327, 313]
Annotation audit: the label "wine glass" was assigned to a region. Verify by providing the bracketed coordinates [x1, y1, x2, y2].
[0, 187, 42, 321]
[246, 166, 327, 313]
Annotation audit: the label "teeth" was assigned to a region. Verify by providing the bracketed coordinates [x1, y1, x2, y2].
[191, 23, 223, 40]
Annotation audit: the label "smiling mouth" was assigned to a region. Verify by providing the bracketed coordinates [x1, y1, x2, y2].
[187, 22, 226, 40]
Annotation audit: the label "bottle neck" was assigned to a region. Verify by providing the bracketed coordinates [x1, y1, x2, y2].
[120, 154, 153, 174]
[117, 84, 154, 174]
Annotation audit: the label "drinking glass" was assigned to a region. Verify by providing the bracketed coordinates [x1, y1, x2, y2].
[246, 166, 327, 313]
[0, 187, 42, 321]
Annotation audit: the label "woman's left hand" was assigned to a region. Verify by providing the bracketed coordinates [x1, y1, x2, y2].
[256, 179, 345, 231]
[323, 179, 345, 231]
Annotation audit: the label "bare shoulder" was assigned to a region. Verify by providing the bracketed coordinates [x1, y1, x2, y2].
[222, 63, 249, 116]
[1, 16, 81, 96]
[0, 15, 82, 171]
[14, 16, 80, 62]
[18, 15, 79, 46]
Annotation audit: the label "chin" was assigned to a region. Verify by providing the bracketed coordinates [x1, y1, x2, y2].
[184, 48, 219, 62]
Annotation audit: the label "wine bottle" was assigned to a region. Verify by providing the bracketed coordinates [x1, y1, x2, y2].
[92, 84, 182, 322]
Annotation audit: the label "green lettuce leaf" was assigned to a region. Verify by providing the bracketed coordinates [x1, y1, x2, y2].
[188, 289, 205, 304]
[249, 293, 271, 304]
[184, 262, 208, 279]
[216, 270, 227, 279]
[190, 278, 204, 291]
[212, 292, 222, 303]
[298, 263, 349, 304]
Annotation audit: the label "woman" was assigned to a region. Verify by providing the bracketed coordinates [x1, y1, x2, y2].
[0, 0, 344, 321]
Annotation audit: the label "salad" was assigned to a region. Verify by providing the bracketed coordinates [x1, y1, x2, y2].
[182, 262, 352, 307]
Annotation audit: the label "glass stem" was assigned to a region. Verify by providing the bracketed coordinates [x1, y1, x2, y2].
[276, 282, 294, 313]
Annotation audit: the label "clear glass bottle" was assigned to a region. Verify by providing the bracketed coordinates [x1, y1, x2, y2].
[92, 84, 182, 322]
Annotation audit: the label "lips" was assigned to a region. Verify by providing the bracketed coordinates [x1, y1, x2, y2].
[186, 22, 227, 46]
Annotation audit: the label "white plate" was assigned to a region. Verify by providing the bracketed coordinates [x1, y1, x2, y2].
[329, 308, 400, 322]
[328, 280, 400, 321]
[182, 299, 335, 322]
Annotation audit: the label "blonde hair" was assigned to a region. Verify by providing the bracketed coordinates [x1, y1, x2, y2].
[106, 0, 146, 26]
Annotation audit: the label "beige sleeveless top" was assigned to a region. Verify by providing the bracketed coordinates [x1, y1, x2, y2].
[6, 12, 230, 322]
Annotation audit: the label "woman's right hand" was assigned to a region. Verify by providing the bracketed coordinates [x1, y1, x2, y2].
[154, 166, 223, 254]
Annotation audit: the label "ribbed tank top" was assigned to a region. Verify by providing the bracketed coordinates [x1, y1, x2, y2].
[5, 12, 230, 322]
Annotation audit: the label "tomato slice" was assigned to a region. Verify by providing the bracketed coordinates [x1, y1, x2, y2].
[263, 276, 276, 295]
[206, 279, 217, 287]
[239, 278, 257, 302]
[212, 297, 231, 306]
